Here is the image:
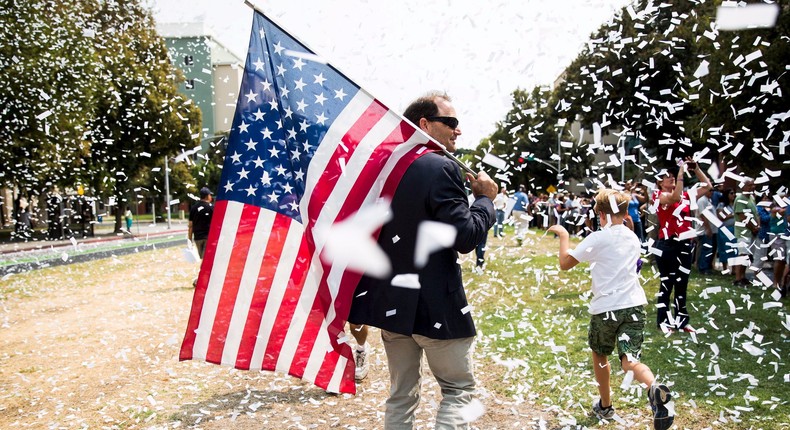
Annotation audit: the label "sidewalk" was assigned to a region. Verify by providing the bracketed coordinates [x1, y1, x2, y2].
[0, 219, 189, 256]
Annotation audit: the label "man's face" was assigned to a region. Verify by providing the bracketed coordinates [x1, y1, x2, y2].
[422, 98, 461, 152]
[743, 181, 755, 193]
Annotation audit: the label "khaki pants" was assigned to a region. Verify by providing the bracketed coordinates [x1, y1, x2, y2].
[381, 330, 476, 430]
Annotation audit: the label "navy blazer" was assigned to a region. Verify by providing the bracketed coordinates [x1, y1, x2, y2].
[347, 152, 495, 339]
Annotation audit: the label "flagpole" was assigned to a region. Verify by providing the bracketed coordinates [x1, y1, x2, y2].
[241, 0, 476, 176]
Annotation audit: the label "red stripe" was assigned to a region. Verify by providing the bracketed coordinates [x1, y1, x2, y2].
[313, 125, 430, 389]
[260, 233, 311, 371]
[179, 200, 230, 360]
[286, 102, 392, 381]
[234, 213, 291, 369]
[204, 204, 260, 364]
[305, 100, 388, 225]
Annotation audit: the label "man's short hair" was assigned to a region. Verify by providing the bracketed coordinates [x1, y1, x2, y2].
[403, 91, 452, 125]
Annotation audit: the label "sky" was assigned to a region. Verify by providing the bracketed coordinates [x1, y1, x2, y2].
[149, 0, 631, 149]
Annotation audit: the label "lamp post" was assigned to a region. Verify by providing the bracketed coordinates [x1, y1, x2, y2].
[163, 143, 207, 229]
[164, 155, 172, 229]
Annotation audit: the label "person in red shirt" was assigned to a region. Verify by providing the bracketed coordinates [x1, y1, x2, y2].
[651, 158, 712, 333]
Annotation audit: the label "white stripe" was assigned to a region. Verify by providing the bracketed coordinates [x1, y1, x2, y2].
[248, 217, 304, 370]
[302, 117, 428, 383]
[295, 109, 403, 382]
[325, 354, 349, 394]
[301, 91, 374, 223]
[220, 209, 275, 366]
[192, 201, 244, 359]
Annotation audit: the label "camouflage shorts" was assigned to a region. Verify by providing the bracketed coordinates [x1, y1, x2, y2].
[588, 305, 646, 359]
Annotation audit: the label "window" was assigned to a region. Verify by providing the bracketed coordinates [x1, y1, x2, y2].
[184, 55, 194, 65]
[185, 79, 195, 90]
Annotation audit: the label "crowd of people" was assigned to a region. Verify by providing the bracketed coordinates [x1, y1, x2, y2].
[483, 171, 789, 299]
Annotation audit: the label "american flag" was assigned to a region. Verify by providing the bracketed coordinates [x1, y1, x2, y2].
[179, 10, 437, 393]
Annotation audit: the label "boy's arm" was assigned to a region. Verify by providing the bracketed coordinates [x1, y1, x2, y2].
[547, 225, 580, 270]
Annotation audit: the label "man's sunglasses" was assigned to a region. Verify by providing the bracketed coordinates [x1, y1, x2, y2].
[426, 116, 459, 129]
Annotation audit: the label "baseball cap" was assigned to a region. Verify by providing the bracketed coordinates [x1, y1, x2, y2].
[199, 187, 213, 197]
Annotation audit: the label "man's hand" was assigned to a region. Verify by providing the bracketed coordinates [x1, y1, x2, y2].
[467, 171, 497, 200]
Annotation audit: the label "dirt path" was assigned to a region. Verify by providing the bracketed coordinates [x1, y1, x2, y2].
[0, 247, 546, 429]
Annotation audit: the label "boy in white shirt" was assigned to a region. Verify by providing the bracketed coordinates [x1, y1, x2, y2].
[548, 189, 674, 430]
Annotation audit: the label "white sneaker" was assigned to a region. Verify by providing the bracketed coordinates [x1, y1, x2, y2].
[354, 346, 369, 382]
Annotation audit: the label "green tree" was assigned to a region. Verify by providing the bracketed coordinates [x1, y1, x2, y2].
[0, 0, 100, 202]
[85, 0, 201, 233]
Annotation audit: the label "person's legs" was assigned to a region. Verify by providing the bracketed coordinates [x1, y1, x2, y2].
[417, 335, 476, 430]
[494, 210, 504, 237]
[195, 239, 207, 259]
[592, 351, 612, 407]
[350, 323, 369, 381]
[654, 241, 676, 330]
[697, 234, 714, 273]
[674, 241, 693, 329]
[381, 330, 423, 430]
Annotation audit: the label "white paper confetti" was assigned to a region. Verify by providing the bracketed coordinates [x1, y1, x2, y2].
[414, 221, 457, 268]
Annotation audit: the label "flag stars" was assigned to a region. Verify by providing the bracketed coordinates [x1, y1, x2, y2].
[261, 79, 272, 92]
[268, 147, 280, 158]
[283, 106, 293, 119]
[230, 152, 242, 163]
[267, 191, 279, 203]
[291, 148, 302, 160]
[245, 89, 258, 103]
[294, 169, 305, 181]
[261, 127, 273, 140]
[252, 156, 265, 169]
[238, 121, 250, 133]
[314, 92, 327, 105]
[296, 99, 308, 112]
[245, 185, 258, 197]
[282, 183, 294, 194]
[238, 167, 250, 180]
[268, 99, 279, 111]
[244, 138, 257, 151]
[299, 119, 310, 132]
[253, 58, 265, 71]
[273, 41, 285, 55]
[301, 141, 312, 153]
[280, 85, 290, 99]
[274, 165, 287, 176]
[223, 180, 234, 192]
[261, 171, 272, 186]
[315, 112, 328, 125]
[288, 201, 299, 211]
[314, 72, 326, 86]
[252, 108, 266, 121]
[292, 57, 305, 70]
[294, 77, 307, 91]
[276, 64, 287, 76]
[334, 88, 347, 100]
[287, 127, 297, 140]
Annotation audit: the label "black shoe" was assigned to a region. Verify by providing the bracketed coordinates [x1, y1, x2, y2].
[649, 384, 674, 430]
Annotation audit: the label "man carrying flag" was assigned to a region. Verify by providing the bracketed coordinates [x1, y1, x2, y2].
[179, 4, 494, 399]
[347, 92, 496, 429]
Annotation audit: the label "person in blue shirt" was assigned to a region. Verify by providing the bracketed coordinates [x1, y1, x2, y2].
[512, 184, 529, 245]
[625, 181, 647, 243]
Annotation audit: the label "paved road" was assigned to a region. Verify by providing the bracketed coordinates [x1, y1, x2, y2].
[0, 220, 189, 276]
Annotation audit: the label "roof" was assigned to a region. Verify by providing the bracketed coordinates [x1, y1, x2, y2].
[156, 22, 244, 66]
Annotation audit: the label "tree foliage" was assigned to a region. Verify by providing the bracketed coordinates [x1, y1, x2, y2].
[84, 0, 201, 232]
[483, 0, 789, 191]
[0, 0, 100, 195]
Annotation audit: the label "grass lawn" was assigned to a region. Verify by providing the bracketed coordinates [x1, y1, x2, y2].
[465, 226, 789, 429]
